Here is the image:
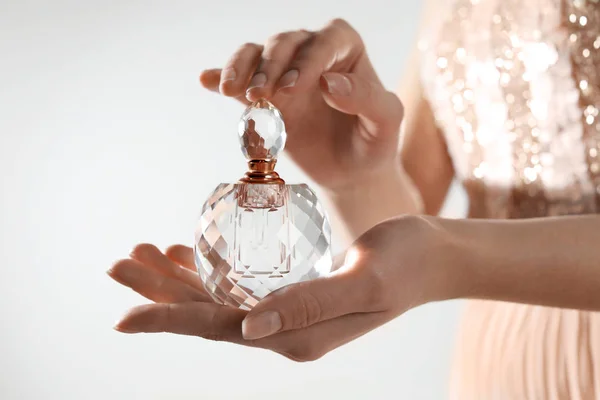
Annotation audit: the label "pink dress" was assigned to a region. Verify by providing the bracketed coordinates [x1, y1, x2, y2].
[418, 0, 600, 398]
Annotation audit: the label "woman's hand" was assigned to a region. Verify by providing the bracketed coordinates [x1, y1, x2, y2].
[201, 19, 404, 193]
[108, 216, 459, 361]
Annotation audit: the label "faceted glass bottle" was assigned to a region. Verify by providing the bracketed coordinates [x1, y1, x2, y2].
[194, 100, 332, 310]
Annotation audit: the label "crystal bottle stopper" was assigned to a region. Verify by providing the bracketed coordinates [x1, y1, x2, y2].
[238, 99, 286, 184]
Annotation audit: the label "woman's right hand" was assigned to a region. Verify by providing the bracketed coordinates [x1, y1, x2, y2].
[200, 19, 405, 193]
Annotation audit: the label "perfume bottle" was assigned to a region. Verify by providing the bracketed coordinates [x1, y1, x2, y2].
[194, 99, 332, 310]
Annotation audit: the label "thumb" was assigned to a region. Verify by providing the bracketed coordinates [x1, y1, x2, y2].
[319, 72, 404, 136]
[241, 249, 383, 341]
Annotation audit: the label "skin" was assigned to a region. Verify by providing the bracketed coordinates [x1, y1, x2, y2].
[109, 14, 600, 361]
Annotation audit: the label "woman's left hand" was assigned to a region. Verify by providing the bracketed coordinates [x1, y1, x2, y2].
[108, 215, 460, 362]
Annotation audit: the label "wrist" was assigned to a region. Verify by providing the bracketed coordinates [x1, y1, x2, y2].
[326, 162, 420, 205]
[322, 162, 424, 239]
[408, 216, 472, 304]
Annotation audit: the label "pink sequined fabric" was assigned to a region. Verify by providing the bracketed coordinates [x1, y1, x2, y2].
[419, 0, 600, 398]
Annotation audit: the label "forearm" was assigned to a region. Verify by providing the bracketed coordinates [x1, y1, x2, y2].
[324, 162, 423, 242]
[438, 215, 600, 311]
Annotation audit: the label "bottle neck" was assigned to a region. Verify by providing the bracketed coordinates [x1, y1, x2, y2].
[238, 159, 285, 184]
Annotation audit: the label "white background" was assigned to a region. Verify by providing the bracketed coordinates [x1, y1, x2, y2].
[0, 1, 467, 399]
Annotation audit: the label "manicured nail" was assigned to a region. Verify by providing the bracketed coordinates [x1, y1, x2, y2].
[246, 72, 268, 100]
[248, 72, 267, 90]
[221, 67, 237, 82]
[113, 322, 136, 334]
[278, 69, 299, 90]
[321, 73, 352, 96]
[242, 311, 282, 340]
[112, 266, 138, 284]
[129, 247, 137, 258]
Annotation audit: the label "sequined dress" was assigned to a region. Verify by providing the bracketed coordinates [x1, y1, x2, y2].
[419, 1, 600, 398]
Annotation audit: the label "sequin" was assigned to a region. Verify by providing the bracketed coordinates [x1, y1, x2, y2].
[437, 57, 448, 68]
[419, 0, 600, 217]
[565, 0, 600, 212]
[581, 79, 589, 90]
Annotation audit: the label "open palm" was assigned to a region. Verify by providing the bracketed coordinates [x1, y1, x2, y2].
[109, 243, 389, 361]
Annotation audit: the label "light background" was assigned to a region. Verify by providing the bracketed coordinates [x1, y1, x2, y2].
[0, 1, 468, 399]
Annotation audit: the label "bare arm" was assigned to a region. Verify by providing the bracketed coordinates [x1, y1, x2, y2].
[109, 214, 600, 360]
[436, 215, 600, 310]
[398, 0, 454, 216]
[399, 51, 454, 217]
[398, 31, 455, 216]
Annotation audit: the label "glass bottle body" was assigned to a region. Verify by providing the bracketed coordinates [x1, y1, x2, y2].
[195, 182, 332, 310]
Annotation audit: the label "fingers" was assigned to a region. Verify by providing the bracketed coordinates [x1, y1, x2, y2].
[199, 68, 221, 92]
[263, 310, 388, 362]
[219, 43, 263, 97]
[114, 301, 389, 362]
[278, 19, 364, 95]
[201, 19, 365, 103]
[246, 30, 312, 101]
[241, 248, 387, 340]
[114, 302, 248, 343]
[320, 72, 404, 136]
[165, 244, 196, 271]
[199, 69, 251, 105]
[129, 244, 206, 294]
[108, 259, 210, 303]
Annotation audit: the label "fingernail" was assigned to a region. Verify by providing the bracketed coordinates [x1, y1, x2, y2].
[246, 72, 268, 100]
[278, 69, 299, 90]
[242, 311, 282, 340]
[113, 266, 138, 284]
[113, 322, 136, 334]
[128, 247, 138, 258]
[321, 73, 352, 96]
[248, 72, 267, 90]
[221, 67, 237, 82]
